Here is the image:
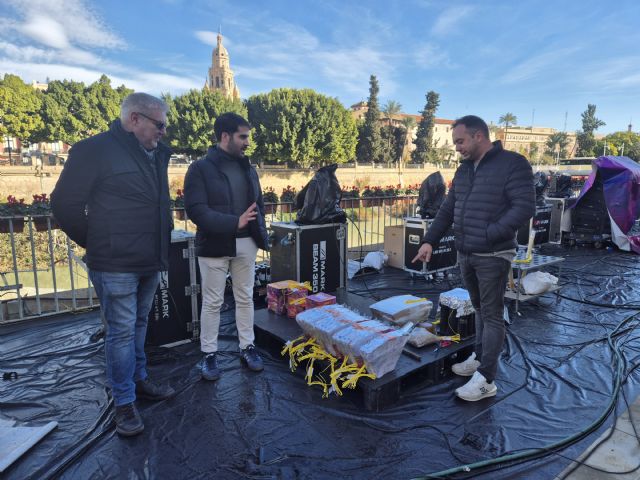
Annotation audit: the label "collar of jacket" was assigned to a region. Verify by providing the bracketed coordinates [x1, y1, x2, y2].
[206, 145, 251, 169]
[461, 140, 504, 167]
[109, 119, 171, 159]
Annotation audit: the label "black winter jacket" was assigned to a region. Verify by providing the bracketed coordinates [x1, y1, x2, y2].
[423, 142, 535, 253]
[51, 120, 172, 272]
[183, 146, 269, 257]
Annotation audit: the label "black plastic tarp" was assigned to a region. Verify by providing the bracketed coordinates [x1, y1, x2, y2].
[1, 244, 640, 479]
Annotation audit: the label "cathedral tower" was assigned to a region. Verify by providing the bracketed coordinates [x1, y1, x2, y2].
[205, 31, 241, 99]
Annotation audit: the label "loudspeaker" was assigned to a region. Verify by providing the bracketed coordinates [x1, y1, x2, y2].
[269, 222, 347, 293]
[146, 231, 200, 346]
[403, 217, 457, 275]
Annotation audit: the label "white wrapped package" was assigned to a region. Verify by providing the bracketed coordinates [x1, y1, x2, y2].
[408, 327, 439, 348]
[332, 320, 393, 361]
[296, 304, 366, 355]
[358, 329, 409, 377]
[369, 295, 433, 325]
[439, 288, 474, 317]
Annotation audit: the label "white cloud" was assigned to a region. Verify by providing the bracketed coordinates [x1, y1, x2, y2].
[0, 41, 55, 63]
[586, 56, 640, 90]
[194, 30, 218, 46]
[431, 6, 474, 36]
[500, 47, 580, 84]
[6, 0, 125, 49]
[268, 21, 319, 50]
[0, 59, 202, 95]
[20, 15, 70, 49]
[314, 47, 395, 95]
[413, 42, 454, 69]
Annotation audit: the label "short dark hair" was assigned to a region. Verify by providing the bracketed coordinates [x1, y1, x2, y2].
[452, 115, 490, 139]
[213, 112, 251, 142]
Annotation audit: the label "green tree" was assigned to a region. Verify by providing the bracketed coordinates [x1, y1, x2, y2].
[381, 100, 402, 165]
[399, 116, 417, 165]
[38, 75, 131, 145]
[0, 74, 44, 164]
[528, 142, 540, 162]
[498, 113, 517, 149]
[595, 131, 640, 162]
[411, 90, 440, 164]
[545, 132, 570, 161]
[164, 89, 245, 158]
[83, 75, 132, 136]
[356, 75, 385, 164]
[246, 88, 357, 168]
[576, 104, 605, 157]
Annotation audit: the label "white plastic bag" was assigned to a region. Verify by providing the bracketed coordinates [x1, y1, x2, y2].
[521, 271, 558, 295]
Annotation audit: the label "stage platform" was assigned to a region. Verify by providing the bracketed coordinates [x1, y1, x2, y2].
[254, 291, 474, 411]
[2, 244, 640, 480]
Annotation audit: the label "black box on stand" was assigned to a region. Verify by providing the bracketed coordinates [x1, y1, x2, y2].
[146, 230, 200, 346]
[517, 204, 553, 245]
[269, 222, 347, 293]
[403, 217, 457, 275]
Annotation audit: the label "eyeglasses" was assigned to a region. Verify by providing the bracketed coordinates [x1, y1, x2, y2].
[135, 112, 166, 131]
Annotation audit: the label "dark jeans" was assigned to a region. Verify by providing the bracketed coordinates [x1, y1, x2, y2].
[457, 252, 511, 383]
[90, 270, 160, 406]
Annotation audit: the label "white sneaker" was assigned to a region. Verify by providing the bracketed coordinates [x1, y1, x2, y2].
[451, 352, 480, 377]
[455, 371, 497, 402]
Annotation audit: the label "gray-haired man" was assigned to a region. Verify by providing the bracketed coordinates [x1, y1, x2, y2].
[52, 93, 175, 436]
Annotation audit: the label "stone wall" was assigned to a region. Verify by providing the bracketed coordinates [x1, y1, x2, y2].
[1, 165, 458, 198]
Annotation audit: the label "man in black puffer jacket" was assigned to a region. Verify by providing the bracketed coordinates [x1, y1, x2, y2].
[184, 113, 269, 382]
[413, 115, 535, 402]
[51, 93, 175, 437]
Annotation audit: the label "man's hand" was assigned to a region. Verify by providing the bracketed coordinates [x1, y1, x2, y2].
[238, 202, 258, 230]
[412, 243, 433, 264]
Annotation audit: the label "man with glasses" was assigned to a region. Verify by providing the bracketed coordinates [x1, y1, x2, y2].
[51, 93, 175, 437]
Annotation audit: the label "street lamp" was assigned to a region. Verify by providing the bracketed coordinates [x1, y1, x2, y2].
[4, 136, 13, 165]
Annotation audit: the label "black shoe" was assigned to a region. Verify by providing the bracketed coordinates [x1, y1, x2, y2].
[114, 402, 144, 437]
[135, 378, 175, 401]
[201, 353, 220, 381]
[240, 345, 264, 372]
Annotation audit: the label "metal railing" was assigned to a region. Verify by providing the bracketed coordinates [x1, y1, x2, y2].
[2, 198, 417, 322]
[0, 215, 95, 323]
[173, 196, 418, 261]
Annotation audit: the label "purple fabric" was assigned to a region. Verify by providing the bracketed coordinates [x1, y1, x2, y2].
[573, 156, 640, 233]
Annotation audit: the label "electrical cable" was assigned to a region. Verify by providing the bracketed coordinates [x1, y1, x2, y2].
[411, 311, 640, 480]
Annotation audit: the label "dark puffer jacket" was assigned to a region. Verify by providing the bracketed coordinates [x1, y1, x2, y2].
[51, 120, 172, 273]
[184, 146, 269, 258]
[423, 142, 535, 253]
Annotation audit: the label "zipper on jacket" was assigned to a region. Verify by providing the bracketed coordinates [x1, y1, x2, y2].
[458, 162, 475, 249]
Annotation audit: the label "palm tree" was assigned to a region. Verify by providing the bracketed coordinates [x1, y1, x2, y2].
[545, 131, 570, 162]
[383, 100, 402, 127]
[399, 116, 417, 166]
[382, 100, 402, 165]
[499, 113, 517, 149]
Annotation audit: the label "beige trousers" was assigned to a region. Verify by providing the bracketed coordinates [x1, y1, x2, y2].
[198, 237, 258, 353]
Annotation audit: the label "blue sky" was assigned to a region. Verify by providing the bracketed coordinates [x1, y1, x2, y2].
[1, 0, 639, 134]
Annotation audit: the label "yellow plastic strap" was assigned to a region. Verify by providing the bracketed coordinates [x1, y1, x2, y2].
[288, 280, 312, 291]
[405, 297, 427, 304]
[437, 334, 461, 343]
[342, 364, 376, 389]
[514, 254, 532, 264]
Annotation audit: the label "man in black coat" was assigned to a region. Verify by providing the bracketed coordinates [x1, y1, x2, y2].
[184, 113, 269, 382]
[51, 93, 175, 436]
[413, 115, 535, 401]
